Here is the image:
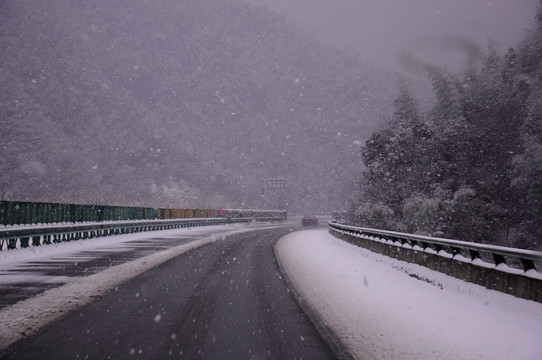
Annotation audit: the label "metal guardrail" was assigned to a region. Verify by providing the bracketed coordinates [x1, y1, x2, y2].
[328, 221, 542, 275]
[288, 213, 333, 221]
[0, 217, 279, 251]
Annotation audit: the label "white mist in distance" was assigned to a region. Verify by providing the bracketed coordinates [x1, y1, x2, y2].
[246, 0, 538, 74]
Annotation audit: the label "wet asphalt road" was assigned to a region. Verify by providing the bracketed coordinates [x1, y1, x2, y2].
[2, 227, 339, 360]
[0, 231, 218, 310]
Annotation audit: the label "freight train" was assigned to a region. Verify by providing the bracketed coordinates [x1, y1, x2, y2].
[0, 201, 287, 226]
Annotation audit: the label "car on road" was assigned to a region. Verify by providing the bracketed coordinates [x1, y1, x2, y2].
[301, 216, 319, 227]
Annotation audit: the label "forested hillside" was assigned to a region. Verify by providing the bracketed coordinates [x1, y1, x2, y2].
[351, 7, 542, 249]
[0, 0, 389, 210]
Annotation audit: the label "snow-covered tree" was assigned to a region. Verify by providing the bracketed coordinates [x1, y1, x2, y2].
[351, 3, 542, 249]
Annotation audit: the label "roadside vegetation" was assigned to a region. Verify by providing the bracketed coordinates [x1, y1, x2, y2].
[349, 6, 542, 250]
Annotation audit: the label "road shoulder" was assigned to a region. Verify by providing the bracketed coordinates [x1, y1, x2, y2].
[275, 229, 356, 360]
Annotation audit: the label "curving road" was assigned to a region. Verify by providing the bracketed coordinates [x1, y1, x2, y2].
[2, 227, 340, 359]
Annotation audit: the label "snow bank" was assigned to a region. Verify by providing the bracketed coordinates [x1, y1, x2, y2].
[276, 229, 542, 360]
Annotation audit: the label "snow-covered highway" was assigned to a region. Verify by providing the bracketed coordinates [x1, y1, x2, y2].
[0, 225, 540, 359]
[0, 225, 338, 359]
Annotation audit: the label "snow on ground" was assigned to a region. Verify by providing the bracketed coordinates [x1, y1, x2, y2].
[0, 223, 277, 350]
[0, 223, 261, 290]
[0, 223, 248, 268]
[276, 229, 542, 360]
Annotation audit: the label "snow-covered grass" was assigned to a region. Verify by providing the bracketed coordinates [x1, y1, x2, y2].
[275, 229, 542, 360]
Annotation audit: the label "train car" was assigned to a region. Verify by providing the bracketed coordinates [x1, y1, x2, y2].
[1, 200, 286, 226]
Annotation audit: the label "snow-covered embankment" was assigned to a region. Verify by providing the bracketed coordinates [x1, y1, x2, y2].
[275, 229, 542, 360]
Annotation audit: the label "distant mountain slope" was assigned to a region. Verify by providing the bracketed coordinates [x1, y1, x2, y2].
[0, 0, 390, 210]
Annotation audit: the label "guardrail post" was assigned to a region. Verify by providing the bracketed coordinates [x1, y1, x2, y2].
[520, 258, 536, 272]
[32, 235, 41, 247]
[450, 246, 462, 257]
[468, 249, 481, 261]
[418, 241, 428, 251]
[8, 239, 17, 250]
[20, 237, 29, 248]
[493, 253, 506, 267]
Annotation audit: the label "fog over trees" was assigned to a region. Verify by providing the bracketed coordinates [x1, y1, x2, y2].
[0, 0, 390, 211]
[350, 5, 542, 250]
[247, 0, 537, 75]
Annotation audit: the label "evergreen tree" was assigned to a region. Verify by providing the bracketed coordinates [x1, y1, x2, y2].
[351, 4, 542, 249]
[510, 4, 542, 249]
[362, 80, 429, 213]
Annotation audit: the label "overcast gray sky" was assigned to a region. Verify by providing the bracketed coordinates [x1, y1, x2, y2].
[246, 0, 539, 75]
